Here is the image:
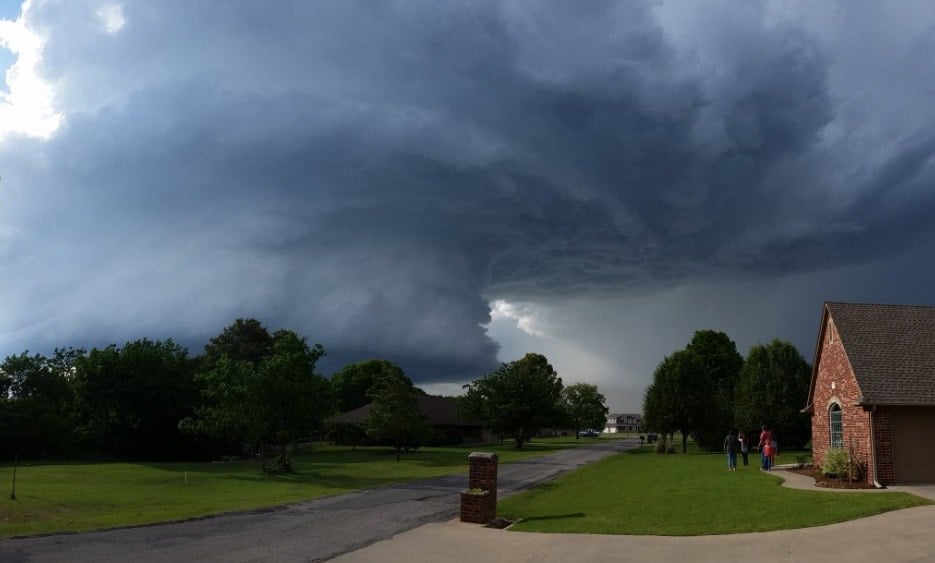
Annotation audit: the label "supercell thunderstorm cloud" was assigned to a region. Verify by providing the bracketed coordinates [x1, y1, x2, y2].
[2, 1, 935, 409]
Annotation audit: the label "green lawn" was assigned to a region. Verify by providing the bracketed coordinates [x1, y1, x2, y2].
[498, 446, 932, 535]
[0, 437, 587, 538]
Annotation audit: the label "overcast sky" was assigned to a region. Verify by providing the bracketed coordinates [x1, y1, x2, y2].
[2, 1, 935, 412]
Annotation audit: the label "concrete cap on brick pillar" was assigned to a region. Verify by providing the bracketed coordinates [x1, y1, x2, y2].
[469, 452, 498, 460]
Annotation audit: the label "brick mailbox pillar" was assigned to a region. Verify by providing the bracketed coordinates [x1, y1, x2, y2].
[460, 452, 498, 524]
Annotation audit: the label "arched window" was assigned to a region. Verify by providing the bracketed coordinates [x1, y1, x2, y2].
[829, 403, 843, 449]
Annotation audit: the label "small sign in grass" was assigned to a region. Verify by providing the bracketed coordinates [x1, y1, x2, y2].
[497, 447, 931, 535]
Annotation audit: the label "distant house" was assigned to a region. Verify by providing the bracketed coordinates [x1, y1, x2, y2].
[803, 302, 935, 485]
[327, 394, 488, 445]
[603, 413, 643, 434]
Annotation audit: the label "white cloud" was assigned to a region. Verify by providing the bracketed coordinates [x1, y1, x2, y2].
[0, 0, 60, 140]
[97, 4, 124, 34]
[489, 299, 548, 337]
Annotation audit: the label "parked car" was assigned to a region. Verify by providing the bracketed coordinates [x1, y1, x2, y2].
[646, 432, 657, 443]
[578, 429, 600, 438]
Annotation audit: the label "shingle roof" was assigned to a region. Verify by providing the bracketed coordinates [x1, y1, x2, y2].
[328, 394, 477, 426]
[826, 302, 935, 405]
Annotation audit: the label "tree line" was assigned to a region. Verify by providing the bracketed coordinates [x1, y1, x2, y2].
[642, 330, 811, 453]
[1, 321, 610, 464]
[0, 319, 422, 466]
[459, 352, 609, 449]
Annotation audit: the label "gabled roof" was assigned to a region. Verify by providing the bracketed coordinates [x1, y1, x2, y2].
[808, 302, 935, 407]
[328, 394, 478, 427]
[607, 413, 642, 420]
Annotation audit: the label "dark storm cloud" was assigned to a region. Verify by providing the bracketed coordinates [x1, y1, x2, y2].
[3, 1, 935, 384]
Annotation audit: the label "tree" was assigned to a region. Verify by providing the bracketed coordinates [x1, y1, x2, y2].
[0, 365, 10, 398]
[5, 350, 75, 407]
[201, 318, 274, 370]
[182, 356, 258, 449]
[328, 421, 368, 449]
[685, 330, 744, 451]
[562, 383, 608, 438]
[460, 353, 564, 449]
[259, 331, 331, 448]
[0, 349, 83, 458]
[734, 339, 812, 449]
[642, 379, 675, 439]
[365, 373, 431, 461]
[73, 339, 196, 459]
[330, 359, 414, 414]
[183, 327, 330, 471]
[642, 349, 711, 453]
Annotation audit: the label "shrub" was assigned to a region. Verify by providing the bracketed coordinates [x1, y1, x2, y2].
[847, 442, 867, 482]
[821, 448, 849, 478]
[261, 444, 294, 474]
[821, 444, 866, 482]
[654, 434, 669, 454]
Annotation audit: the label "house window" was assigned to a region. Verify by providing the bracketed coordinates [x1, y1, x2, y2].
[829, 403, 843, 449]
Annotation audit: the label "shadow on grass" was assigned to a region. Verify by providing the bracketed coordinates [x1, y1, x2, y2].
[518, 512, 586, 523]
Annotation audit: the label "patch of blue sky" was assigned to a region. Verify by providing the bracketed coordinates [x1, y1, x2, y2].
[0, 0, 23, 94]
[0, 0, 22, 20]
[0, 48, 11, 96]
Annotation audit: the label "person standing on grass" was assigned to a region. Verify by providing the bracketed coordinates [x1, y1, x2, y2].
[758, 425, 773, 471]
[738, 430, 749, 468]
[724, 429, 739, 471]
[770, 436, 778, 468]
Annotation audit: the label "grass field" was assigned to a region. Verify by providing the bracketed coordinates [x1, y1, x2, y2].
[0, 437, 593, 538]
[498, 445, 932, 535]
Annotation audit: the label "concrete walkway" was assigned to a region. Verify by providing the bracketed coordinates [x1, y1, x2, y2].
[333, 469, 935, 563]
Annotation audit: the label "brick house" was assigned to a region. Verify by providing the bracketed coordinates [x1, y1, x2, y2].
[803, 302, 935, 485]
[327, 394, 489, 445]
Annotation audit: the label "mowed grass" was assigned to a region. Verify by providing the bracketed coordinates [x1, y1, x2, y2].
[0, 437, 590, 538]
[498, 446, 932, 535]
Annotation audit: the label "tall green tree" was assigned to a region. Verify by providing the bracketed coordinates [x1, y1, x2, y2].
[201, 318, 274, 369]
[642, 349, 711, 453]
[642, 379, 675, 438]
[734, 339, 811, 449]
[0, 349, 83, 458]
[562, 383, 608, 438]
[259, 331, 331, 447]
[366, 372, 431, 461]
[0, 365, 10, 398]
[183, 327, 330, 471]
[330, 359, 414, 414]
[686, 330, 744, 451]
[460, 353, 563, 449]
[73, 339, 196, 459]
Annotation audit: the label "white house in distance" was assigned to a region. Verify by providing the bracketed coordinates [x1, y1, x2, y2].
[603, 413, 643, 434]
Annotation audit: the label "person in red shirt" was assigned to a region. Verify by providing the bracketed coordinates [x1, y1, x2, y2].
[758, 425, 773, 471]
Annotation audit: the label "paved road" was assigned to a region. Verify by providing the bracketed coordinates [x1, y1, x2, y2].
[0, 438, 637, 562]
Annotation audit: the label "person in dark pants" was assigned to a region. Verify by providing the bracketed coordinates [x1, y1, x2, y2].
[738, 430, 749, 468]
[724, 430, 739, 472]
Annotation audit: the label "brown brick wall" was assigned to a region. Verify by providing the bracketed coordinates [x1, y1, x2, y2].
[468, 452, 498, 491]
[873, 408, 895, 484]
[811, 316, 877, 485]
[460, 490, 496, 524]
[461, 452, 498, 524]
